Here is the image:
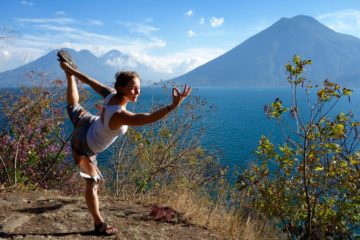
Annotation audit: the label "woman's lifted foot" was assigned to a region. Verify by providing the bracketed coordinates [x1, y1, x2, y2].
[57, 49, 79, 70]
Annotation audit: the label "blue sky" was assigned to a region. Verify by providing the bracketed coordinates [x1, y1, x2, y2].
[1, 0, 360, 74]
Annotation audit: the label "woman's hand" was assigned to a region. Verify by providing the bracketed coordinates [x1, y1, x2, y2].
[170, 84, 192, 109]
[60, 61, 78, 79]
[60, 61, 72, 72]
[60, 62, 73, 79]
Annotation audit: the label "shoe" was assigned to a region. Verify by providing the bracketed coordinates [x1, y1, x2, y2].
[57, 49, 79, 70]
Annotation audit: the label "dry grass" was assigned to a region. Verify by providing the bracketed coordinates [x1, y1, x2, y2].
[140, 186, 284, 240]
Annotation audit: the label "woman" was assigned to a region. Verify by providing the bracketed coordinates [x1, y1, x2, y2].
[58, 50, 191, 236]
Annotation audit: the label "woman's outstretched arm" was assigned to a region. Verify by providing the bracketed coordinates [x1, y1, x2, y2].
[110, 85, 192, 127]
[60, 62, 114, 98]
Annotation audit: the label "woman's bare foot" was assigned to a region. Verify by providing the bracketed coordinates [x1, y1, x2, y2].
[94, 222, 118, 236]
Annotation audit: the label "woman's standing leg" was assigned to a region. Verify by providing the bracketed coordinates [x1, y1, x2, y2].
[75, 154, 103, 224]
[75, 152, 118, 235]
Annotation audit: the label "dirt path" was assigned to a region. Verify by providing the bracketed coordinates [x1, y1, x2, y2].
[0, 190, 221, 240]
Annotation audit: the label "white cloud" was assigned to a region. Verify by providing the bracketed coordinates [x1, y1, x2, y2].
[147, 37, 167, 48]
[87, 19, 104, 26]
[317, 9, 360, 20]
[137, 25, 159, 35]
[187, 30, 196, 38]
[55, 11, 65, 16]
[0, 50, 11, 59]
[199, 17, 205, 25]
[16, 17, 75, 25]
[1, 22, 168, 71]
[117, 21, 159, 35]
[1, 35, 224, 77]
[0, 46, 43, 72]
[186, 10, 193, 16]
[21, 0, 34, 6]
[106, 57, 138, 68]
[37, 24, 76, 33]
[130, 47, 224, 75]
[317, 9, 360, 37]
[210, 17, 224, 27]
[1, 16, 225, 77]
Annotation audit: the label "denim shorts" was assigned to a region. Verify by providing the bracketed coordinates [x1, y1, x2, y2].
[67, 104, 98, 157]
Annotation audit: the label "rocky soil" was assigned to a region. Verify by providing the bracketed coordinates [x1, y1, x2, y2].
[0, 189, 221, 240]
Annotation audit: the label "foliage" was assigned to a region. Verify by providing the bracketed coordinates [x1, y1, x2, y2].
[106, 83, 225, 197]
[103, 83, 283, 239]
[238, 56, 360, 239]
[0, 72, 84, 193]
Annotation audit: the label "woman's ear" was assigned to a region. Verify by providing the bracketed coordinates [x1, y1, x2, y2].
[115, 86, 125, 96]
[115, 85, 121, 93]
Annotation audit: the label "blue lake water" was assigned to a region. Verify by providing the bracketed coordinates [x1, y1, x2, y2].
[2, 86, 360, 171]
[90, 86, 360, 170]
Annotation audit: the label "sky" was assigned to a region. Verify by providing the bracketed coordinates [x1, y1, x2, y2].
[1, 0, 360, 75]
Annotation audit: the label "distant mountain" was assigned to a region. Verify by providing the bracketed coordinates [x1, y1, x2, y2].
[171, 15, 360, 87]
[2, 15, 360, 88]
[0, 48, 114, 88]
[0, 48, 172, 88]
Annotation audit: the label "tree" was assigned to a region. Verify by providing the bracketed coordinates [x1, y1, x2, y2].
[238, 56, 360, 239]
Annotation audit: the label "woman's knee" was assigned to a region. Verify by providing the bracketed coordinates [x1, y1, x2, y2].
[77, 158, 98, 176]
[86, 179, 99, 192]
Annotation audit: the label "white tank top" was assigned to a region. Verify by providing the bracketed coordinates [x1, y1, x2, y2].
[86, 93, 128, 153]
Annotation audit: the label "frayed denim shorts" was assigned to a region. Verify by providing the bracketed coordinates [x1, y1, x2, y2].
[67, 104, 98, 157]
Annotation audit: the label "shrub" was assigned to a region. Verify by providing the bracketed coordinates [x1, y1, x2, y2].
[238, 56, 360, 239]
[106, 83, 224, 198]
[0, 72, 85, 193]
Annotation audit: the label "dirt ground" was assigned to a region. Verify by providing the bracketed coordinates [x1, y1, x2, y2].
[0, 189, 221, 240]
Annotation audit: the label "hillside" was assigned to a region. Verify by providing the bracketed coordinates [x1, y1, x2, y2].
[2, 15, 359, 88]
[171, 15, 360, 87]
[0, 189, 221, 240]
[0, 49, 171, 88]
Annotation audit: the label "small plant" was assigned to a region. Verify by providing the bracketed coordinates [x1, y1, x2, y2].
[238, 56, 360, 239]
[0, 72, 85, 193]
[107, 82, 223, 197]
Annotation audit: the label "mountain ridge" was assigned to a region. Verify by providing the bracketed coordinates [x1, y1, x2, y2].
[1, 15, 360, 88]
[171, 15, 360, 87]
[0, 48, 173, 88]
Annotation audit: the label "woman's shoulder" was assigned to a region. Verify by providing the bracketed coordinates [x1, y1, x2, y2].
[103, 91, 118, 104]
[105, 91, 117, 98]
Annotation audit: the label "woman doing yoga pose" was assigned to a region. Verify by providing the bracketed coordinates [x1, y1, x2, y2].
[58, 50, 191, 236]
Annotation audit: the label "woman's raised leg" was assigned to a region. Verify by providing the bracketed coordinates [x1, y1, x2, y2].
[65, 72, 79, 106]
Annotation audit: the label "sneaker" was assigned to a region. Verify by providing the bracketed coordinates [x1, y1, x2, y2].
[57, 49, 79, 70]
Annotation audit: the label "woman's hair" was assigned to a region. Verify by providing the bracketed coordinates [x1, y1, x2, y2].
[114, 71, 140, 90]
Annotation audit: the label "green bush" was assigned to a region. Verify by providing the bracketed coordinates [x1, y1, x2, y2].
[238, 56, 360, 239]
[106, 85, 224, 198]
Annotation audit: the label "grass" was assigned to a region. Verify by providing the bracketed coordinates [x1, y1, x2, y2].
[131, 186, 284, 240]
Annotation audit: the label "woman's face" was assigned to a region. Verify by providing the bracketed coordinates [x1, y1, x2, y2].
[121, 77, 141, 102]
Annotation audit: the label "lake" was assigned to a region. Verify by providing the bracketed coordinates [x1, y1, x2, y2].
[2, 86, 360, 171]
[92, 86, 360, 171]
